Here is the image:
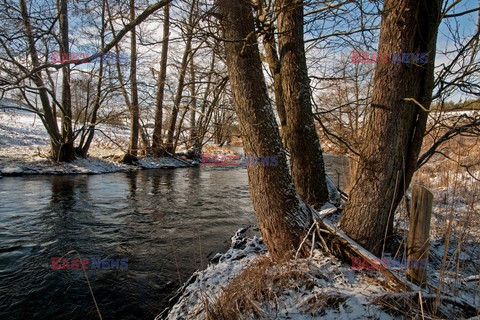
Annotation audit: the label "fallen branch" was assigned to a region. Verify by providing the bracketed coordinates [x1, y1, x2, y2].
[311, 206, 418, 291]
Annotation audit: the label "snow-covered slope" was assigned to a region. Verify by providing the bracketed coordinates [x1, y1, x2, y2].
[160, 228, 399, 320]
[0, 109, 190, 175]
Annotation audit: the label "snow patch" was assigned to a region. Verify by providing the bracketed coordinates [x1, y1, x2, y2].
[160, 228, 398, 320]
[0, 109, 193, 175]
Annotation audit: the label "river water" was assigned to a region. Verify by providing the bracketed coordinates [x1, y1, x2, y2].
[0, 155, 348, 320]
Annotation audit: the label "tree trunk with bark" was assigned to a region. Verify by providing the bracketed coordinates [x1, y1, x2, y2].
[20, 0, 62, 161]
[188, 52, 197, 150]
[152, 3, 170, 157]
[217, 0, 312, 261]
[340, 0, 443, 255]
[128, 0, 139, 157]
[276, 0, 329, 209]
[57, 0, 75, 161]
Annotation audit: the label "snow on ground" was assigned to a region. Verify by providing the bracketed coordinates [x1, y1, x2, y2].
[406, 152, 480, 307]
[0, 108, 192, 176]
[159, 228, 398, 320]
[160, 224, 480, 319]
[159, 163, 480, 320]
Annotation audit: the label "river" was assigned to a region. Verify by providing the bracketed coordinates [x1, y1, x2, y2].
[0, 155, 348, 319]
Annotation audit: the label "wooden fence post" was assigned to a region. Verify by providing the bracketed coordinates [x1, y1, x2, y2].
[407, 184, 433, 286]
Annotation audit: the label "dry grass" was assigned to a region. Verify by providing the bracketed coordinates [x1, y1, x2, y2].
[401, 134, 480, 316]
[374, 291, 478, 319]
[204, 257, 318, 320]
[200, 132, 480, 320]
[413, 134, 480, 238]
[300, 292, 346, 316]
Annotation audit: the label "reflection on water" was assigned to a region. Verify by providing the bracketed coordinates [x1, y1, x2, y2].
[0, 155, 348, 320]
[0, 167, 255, 320]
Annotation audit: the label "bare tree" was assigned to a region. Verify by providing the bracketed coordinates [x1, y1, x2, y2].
[15, 0, 70, 161]
[152, 2, 170, 157]
[217, 0, 312, 261]
[276, 0, 329, 209]
[189, 43, 229, 156]
[188, 51, 197, 149]
[57, 0, 75, 161]
[164, 0, 197, 155]
[340, 0, 443, 254]
[126, 0, 140, 158]
[76, 0, 108, 157]
[1, 0, 172, 161]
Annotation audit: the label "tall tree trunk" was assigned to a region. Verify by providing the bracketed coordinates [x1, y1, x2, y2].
[188, 52, 197, 150]
[58, 0, 75, 161]
[164, 0, 195, 155]
[19, 0, 62, 160]
[340, 0, 443, 255]
[276, 0, 329, 209]
[128, 0, 139, 157]
[217, 0, 312, 261]
[152, 3, 170, 156]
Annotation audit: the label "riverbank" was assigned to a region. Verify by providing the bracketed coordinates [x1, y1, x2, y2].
[159, 208, 480, 319]
[0, 109, 202, 176]
[0, 108, 348, 180]
[0, 153, 195, 176]
[159, 145, 480, 319]
[158, 222, 397, 320]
